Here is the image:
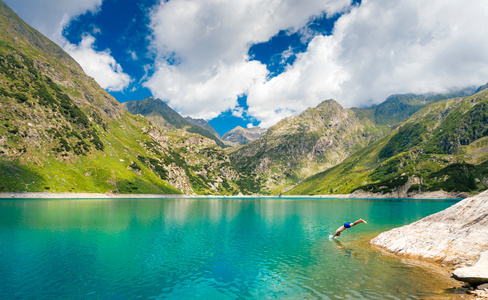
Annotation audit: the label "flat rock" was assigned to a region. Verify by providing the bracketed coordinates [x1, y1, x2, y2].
[370, 190, 488, 266]
[451, 251, 488, 285]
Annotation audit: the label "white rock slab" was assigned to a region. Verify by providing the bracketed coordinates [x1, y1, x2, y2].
[370, 190, 488, 266]
[451, 251, 488, 285]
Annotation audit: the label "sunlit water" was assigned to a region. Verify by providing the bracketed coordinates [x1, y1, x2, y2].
[0, 197, 461, 299]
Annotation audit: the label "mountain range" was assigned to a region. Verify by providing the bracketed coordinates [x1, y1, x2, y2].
[287, 88, 488, 196]
[1, 0, 487, 197]
[226, 89, 478, 193]
[0, 1, 257, 196]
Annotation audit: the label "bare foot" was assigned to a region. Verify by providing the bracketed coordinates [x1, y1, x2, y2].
[360, 218, 367, 224]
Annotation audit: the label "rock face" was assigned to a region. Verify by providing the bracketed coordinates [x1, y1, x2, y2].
[139, 127, 256, 196]
[451, 251, 488, 285]
[370, 190, 488, 266]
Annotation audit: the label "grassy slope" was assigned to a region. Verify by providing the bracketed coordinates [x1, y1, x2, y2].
[0, 74, 182, 194]
[0, 2, 180, 194]
[287, 89, 488, 195]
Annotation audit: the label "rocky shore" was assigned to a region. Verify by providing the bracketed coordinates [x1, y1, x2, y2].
[0, 190, 468, 199]
[0, 192, 187, 199]
[370, 190, 488, 296]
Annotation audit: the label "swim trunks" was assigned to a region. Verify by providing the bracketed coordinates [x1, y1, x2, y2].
[344, 222, 352, 228]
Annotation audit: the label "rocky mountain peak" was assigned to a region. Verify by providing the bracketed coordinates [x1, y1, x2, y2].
[222, 126, 266, 146]
[299, 99, 345, 120]
[316, 99, 343, 109]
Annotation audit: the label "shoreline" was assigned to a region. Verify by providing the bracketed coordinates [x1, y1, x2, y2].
[0, 190, 468, 199]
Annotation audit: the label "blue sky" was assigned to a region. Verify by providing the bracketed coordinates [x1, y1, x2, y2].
[5, 0, 488, 136]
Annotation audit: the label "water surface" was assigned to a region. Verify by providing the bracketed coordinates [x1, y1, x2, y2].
[0, 197, 460, 299]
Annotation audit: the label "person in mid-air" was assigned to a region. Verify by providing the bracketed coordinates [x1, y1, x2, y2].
[330, 219, 367, 238]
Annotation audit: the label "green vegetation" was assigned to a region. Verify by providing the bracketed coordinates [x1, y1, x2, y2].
[287, 89, 488, 196]
[353, 176, 409, 194]
[0, 1, 257, 196]
[373, 90, 475, 126]
[379, 123, 426, 159]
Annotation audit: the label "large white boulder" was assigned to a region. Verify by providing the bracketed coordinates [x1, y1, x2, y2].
[370, 190, 488, 266]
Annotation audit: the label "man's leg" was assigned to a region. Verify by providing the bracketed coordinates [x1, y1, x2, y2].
[350, 218, 367, 227]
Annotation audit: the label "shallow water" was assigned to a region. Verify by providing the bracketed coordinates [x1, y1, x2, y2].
[0, 197, 460, 299]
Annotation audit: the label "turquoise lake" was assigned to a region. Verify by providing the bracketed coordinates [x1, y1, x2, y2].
[0, 197, 460, 299]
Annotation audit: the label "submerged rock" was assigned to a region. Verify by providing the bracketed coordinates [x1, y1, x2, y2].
[369, 190, 488, 266]
[451, 251, 488, 285]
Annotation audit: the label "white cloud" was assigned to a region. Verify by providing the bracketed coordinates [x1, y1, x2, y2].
[64, 35, 132, 91]
[146, 59, 268, 119]
[232, 107, 245, 118]
[280, 47, 294, 65]
[247, 0, 488, 126]
[4, 0, 131, 92]
[144, 0, 352, 120]
[128, 50, 138, 61]
[248, 35, 347, 127]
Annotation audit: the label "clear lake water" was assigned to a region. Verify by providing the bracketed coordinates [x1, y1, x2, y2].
[0, 197, 462, 299]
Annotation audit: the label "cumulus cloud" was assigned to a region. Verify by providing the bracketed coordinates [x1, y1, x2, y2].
[8, 0, 488, 128]
[144, 0, 352, 119]
[64, 35, 132, 91]
[5, 0, 131, 92]
[247, 0, 488, 126]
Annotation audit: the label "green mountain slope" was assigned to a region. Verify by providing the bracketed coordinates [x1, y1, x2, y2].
[373, 89, 476, 126]
[122, 98, 259, 195]
[0, 1, 180, 194]
[0, 1, 247, 195]
[228, 99, 389, 193]
[184, 116, 220, 138]
[228, 87, 479, 195]
[123, 97, 226, 148]
[287, 88, 488, 196]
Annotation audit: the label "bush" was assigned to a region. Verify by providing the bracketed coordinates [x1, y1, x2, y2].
[59, 138, 71, 152]
[14, 93, 28, 103]
[129, 161, 141, 171]
[90, 131, 104, 151]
